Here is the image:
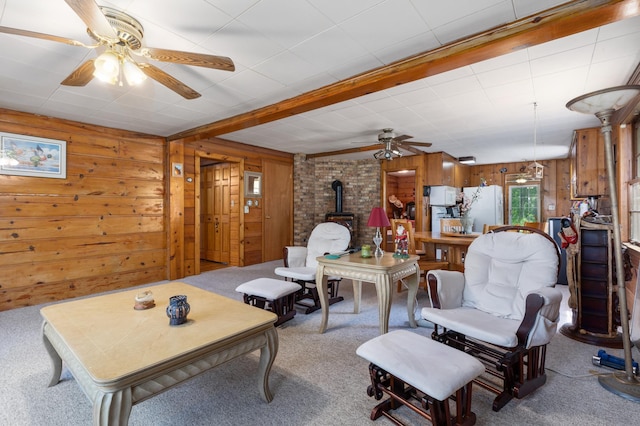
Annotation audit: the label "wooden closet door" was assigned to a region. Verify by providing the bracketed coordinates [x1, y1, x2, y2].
[212, 163, 231, 263]
[263, 160, 293, 261]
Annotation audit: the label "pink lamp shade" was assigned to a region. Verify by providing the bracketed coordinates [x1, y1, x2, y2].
[367, 207, 391, 227]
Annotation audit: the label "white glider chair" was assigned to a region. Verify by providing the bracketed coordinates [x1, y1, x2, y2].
[274, 222, 351, 314]
[421, 226, 562, 412]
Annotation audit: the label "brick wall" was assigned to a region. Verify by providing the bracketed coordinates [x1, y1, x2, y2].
[294, 155, 381, 247]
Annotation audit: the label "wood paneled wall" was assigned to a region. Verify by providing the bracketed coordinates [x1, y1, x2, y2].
[0, 109, 166, 311]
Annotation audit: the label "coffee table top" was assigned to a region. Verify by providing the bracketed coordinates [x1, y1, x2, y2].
[41, 282, 277, 383]
[317, 252, 419, 271]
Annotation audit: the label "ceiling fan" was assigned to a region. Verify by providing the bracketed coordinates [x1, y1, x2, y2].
[0, 0, 235, 99]
[306, 128, 432, 160]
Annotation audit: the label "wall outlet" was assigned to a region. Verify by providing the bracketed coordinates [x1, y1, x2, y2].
[244, 205, 249, 214]
[548, 204, 555, 211]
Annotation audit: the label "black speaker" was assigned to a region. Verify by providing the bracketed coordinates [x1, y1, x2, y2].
[423, 186, 430, 196]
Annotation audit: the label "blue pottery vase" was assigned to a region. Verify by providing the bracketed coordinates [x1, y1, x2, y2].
[166, 295, 190, 326]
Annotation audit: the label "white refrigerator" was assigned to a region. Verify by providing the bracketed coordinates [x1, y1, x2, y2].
[463, 185, 504, 233]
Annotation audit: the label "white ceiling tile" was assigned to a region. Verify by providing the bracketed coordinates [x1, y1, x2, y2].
[512, 0, 571, 18]
[217, 68, 284, 99]
[204, 0, 260, 18]
[470, 49, 529, 74]
[200, 20, 282, 68]
[596, 14, 640, 40]
[125, 0, 232, 45]
[476, 61, 532, 88]
[424, 66, 475, 86]
[253, 51, 318, 86]
[307, 0, 385, 24]
[411, 0, 507, 29]
[591, 31, 640, 64]
[290, 26, 369, 69]
[527, 29, 598, 60]
[529, 45, 595, 77]
[338, 0, 431, 52]
[372, 30, 441, 65]
[430, 2, 515, 45]
[430, 75, 483, 98]
[236, 0, 334, 49]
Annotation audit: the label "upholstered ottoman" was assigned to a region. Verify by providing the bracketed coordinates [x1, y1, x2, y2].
[356, 330, 485, 425]
[235, 278, 302, 326]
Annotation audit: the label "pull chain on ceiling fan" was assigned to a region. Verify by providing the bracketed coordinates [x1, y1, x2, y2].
[0, 0, 235, 99]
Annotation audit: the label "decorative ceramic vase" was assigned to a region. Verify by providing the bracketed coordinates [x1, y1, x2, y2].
[460, 216, 474, 234]
[166, 295, 190, 326]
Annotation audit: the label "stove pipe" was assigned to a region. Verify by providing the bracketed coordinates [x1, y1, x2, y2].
[331, 180, 343, 213]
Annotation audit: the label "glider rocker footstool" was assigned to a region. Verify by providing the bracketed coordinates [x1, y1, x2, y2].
[235, 278, 302, 327]
[356, 330, 485, 426]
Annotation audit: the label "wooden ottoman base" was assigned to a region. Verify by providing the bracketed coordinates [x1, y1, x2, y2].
[236, 278, 302, 326]
[357, 330, 485, 426]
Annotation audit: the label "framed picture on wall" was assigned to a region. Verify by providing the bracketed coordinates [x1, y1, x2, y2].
[0, 132, 66, 179]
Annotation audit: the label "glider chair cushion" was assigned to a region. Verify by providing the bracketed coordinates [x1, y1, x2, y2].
[274, 222, 351, 314]
[421, 226, 561, 412]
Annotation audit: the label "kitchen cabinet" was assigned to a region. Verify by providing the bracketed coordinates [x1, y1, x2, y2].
[570, 128, 608, 198]
[426, 152, 469, 187]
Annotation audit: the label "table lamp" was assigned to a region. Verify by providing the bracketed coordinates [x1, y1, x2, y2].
[566, 85, 640, 402]
[367, 207, 391, 257]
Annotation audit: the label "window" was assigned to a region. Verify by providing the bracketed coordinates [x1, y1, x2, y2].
[508, 184, 540, 225]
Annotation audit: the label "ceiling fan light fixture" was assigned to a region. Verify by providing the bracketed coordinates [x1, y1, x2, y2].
[93, 50, 120, 84]
[123, 59, 147, 86]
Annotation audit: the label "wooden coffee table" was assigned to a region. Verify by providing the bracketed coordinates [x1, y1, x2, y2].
[41, 282, 278, 425]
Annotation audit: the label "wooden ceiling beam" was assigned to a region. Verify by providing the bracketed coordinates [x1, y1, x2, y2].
[169, 0, 640, 142]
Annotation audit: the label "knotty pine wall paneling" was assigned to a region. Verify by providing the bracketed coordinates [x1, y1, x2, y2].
[0, 109, 166, 311]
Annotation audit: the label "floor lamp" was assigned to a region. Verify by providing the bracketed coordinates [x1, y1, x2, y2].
[566, 85, 640, 401]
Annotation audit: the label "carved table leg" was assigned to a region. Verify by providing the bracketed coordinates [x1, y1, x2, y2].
[405, 265, 419, 328]
[317, 265, 330, 334]
[41, 322, 62, 387]
[374, 274, 392, 335]
[93, 388, 132, 426]
[353, 280, 362, 314]
[258, 327, 279, 403]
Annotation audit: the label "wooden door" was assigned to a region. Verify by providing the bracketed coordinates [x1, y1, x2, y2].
[263, 160, 293, 261]
[212, 163, 231, 263]
[200, 165, 215, 260]
[201, 163, 231, 263]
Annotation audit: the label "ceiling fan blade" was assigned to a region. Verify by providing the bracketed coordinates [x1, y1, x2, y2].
[392, 134, 413, 142]
[64, 0, 118, 41]
[0, 26, 93, 47]
[306, 144, 383, 159]
[61, 60, 95, 86]
[138, 63, 201, 100]
[404, 141, 432, 147]
[140, 47, 235, 71]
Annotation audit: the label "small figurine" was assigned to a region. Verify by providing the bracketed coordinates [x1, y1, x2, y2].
[134, 290, 156, 310]
[394, 224, 409, 258]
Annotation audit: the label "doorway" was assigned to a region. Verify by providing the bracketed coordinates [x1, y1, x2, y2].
[197, 153, 243, 273]
[200, 162, 231, 265]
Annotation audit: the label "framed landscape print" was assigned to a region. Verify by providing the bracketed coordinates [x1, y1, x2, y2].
[0, 132, 66, 179]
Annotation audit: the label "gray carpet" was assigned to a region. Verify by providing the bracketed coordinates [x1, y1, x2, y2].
[1, 260, 640, 425]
